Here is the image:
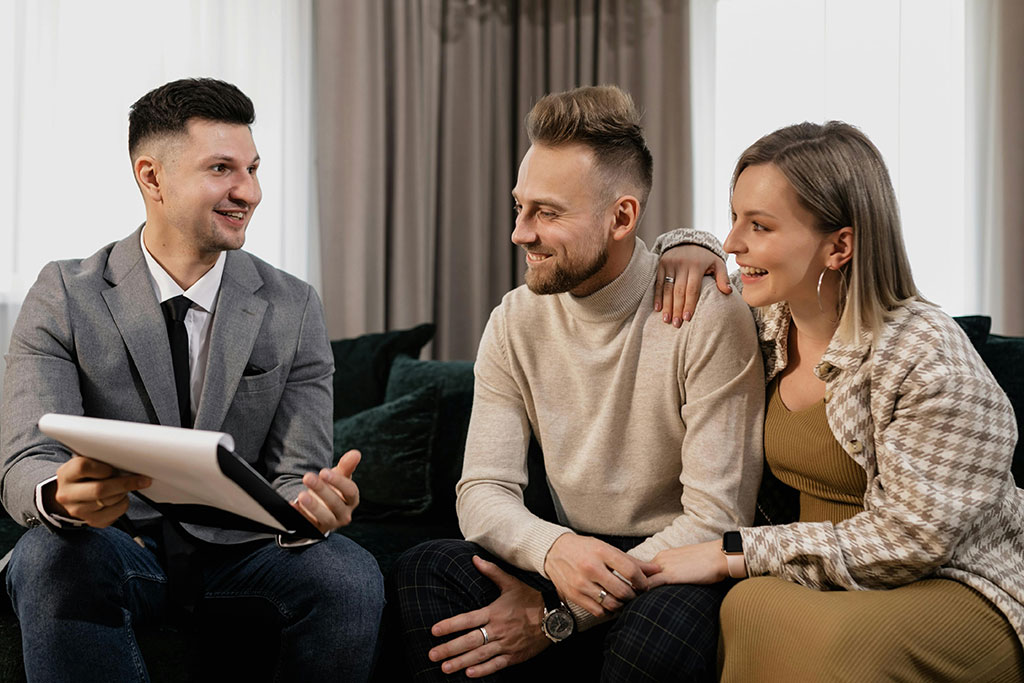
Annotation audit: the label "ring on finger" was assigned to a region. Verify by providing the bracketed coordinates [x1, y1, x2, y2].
[597, 589, 608, 605]
[664, 276, 675, 283]
[95, 498, 106, 510]
[479, 626, 489, 645]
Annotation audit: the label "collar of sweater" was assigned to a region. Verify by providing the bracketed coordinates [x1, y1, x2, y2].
[556, 237, 657, 323]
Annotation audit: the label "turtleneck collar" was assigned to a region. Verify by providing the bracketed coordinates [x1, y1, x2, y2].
[557, 237, 657, 323]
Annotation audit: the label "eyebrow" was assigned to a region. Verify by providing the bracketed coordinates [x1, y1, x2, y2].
[203, 154, 260, 165]
[512, 192, 568, 212]
[732, 206, 778, 220]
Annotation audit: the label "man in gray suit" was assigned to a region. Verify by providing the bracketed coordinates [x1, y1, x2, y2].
[0, 78, 383, 681]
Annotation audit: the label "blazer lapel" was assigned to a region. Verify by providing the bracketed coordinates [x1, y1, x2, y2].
[102, 229, 182, 426]
[194, 250, 267, 432]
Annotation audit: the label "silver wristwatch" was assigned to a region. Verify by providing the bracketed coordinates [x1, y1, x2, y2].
[540, 589, 575, 642]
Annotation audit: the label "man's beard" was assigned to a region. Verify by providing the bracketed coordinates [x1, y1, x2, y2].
[524, 243, 609, 295]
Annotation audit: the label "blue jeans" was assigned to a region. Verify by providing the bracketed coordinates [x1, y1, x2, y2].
[6, 525, 384, 682]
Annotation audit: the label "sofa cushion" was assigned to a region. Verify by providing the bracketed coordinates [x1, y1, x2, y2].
[334, 383, 440, 519]
[385, 355, 475, 523]
[330, 323, 435, 419]
[979, 333, 1024, 486]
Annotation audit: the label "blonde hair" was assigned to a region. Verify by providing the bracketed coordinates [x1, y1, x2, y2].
[732, 121, 923, 341]
[526, 85, 653, 213]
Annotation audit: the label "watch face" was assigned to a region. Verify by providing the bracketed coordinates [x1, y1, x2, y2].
[544, 608, 575, 640]
[723, 531, 743, 554]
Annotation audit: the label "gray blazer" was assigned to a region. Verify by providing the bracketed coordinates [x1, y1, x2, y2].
[0, 228, 335, 544]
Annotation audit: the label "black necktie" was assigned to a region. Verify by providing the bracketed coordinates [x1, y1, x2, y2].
[161, 295, 194, 428]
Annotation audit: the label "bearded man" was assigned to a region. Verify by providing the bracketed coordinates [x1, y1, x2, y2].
[388, 85, 765, 681]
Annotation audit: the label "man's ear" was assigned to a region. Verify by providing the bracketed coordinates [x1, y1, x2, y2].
[610, 195, 640, 242]
[134, 155, 164, 203]
[826, 226, 854, 269]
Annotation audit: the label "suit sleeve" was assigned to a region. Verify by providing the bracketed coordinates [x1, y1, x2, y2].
[257, 285, 335, 504]
[1, 262, 82, 525]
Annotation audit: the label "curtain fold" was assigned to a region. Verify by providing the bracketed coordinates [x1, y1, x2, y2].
[315, 0, 691, 359]
[968, 0, 1024, 335]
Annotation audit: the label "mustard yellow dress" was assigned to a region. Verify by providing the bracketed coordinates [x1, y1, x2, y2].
[718, 378, 1024, 682]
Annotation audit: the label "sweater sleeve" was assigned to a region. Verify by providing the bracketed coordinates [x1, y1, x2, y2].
[456, 307, 574, 575]
[628, 279, 765, 562]
[740, 318, 1018, 590]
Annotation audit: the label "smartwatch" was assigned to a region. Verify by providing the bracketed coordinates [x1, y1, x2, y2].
[540, 589, 575, 643]
[722, 531, 747, 579]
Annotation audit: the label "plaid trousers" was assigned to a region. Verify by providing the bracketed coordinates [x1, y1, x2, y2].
[386, 538, 726, 682]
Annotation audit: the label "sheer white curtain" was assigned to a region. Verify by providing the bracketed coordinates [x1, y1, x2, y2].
[690, 0, 1000, 326]
[967, 0, 1024, 336]
[0, 0, 317, 393]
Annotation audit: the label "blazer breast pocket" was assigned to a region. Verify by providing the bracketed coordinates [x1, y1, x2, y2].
[236, 363, 284, 394]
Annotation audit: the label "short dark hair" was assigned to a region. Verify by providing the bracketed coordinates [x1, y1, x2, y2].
[525, 85, 653, 212]
[128, 78, 255, 158]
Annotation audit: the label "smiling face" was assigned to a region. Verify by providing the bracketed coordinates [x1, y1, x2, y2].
[147, 118, 262, 258]
[511, 144, 614, 296]
[724, 163, 836, 311]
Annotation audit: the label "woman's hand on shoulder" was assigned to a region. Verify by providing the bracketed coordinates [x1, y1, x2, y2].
[646, 539, 729, 588]
[654, 246, 731, 327]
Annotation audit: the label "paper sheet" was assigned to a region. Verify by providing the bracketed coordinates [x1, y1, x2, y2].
[38, 413, 287, 532]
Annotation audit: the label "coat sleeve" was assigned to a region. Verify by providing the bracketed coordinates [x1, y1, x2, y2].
[1, 262, 82, 525]
[741, 317, 1017, 590]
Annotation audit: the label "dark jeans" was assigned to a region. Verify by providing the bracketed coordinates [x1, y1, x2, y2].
[6, 525, 385, 682]
[388, 538, 726, 682]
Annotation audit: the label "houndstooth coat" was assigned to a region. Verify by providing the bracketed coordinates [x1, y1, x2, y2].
[655, 229, 1024, 646]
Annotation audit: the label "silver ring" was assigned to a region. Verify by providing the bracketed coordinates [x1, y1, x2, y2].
[664, 276, 675, 283]
[479, 626, 489, 645]
[597, 589, 608, 605]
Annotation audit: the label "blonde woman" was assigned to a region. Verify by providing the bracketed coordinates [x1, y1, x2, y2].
[649, 121, 1024, 681]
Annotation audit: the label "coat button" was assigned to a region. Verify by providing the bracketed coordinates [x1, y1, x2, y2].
[848, 440, 863, 454]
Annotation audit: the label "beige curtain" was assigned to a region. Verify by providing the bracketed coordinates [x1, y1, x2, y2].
[968, 0, 1024, 336]
[315, 0, 690, 359]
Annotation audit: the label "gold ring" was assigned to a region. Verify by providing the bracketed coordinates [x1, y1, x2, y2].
[95, 498, 106, 510]
[597, 589, 608, 604]
[664, 276, 675, 283]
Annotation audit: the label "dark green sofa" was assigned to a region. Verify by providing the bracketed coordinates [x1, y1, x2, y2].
[0, 318, 1019, 680]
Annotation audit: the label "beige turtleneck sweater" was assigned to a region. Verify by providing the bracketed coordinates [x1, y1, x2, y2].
[456, 238, 764, 627]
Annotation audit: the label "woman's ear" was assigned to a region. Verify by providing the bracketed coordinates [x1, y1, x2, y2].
[827, 226, 854, 269]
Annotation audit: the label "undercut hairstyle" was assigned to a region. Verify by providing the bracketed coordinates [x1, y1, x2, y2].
[128, 78, 255, 160]
[525, 85, 654, 217]
[732, 121, 924, 341]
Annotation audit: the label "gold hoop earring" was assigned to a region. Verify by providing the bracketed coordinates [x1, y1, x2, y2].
[817, 266, 841, 323]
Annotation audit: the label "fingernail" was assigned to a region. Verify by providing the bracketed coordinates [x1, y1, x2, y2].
[654, 302, 661, 311]
[673, 317, 681, 326]
[683, 311, 692, 322]
[442, 663, 452, 673]
[663, 314, 670, 323]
